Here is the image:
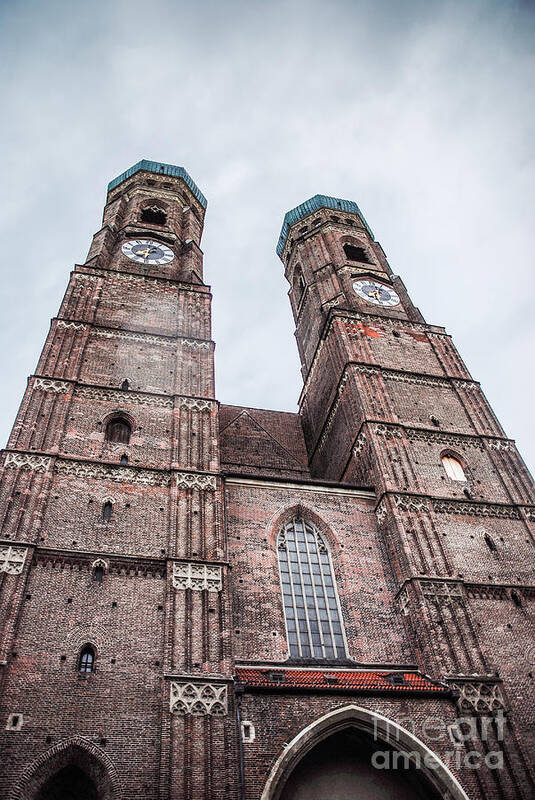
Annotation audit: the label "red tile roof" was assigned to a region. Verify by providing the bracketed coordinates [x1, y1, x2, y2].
[235, 667, 450, 696]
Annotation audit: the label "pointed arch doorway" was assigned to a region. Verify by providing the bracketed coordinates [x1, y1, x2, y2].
[261, 705, 469, 800]
[10, 737, 120, 800]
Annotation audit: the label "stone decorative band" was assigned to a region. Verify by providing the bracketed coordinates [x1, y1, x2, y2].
[486, 438, 516, 452]
[375, 497, 388, 523]
[175, 472, 216, 491]
[447, 678, 505, 714]
[95, 328, 176, 347]
[32, 380, 213, 411]
[393, 495, 431, 513]
[465, 585, 508, 601]
[353, 430, 367, 456]
[34, 378, 71, 394]
[77, 385, 173, 408]
[56, 320, 86, 331]
[0, 546, 28, 575]
[73, 272, 99, 281]
[172, 561, 222, 592]
[374, 492, 522, 521]
[398, 585, 410, 615]
[94, 326, 211, 350]
[522, 507, 535, 521]
[384, 370, 450, 388]
[177, 397, 214, 412]
[169, 681, 227, 716]
[4, 453, 52, 472]
[452, 380, 479, 391]
[432, 499, 520, 520]
[78, 267, 208, 294]
[374, 423, 402, 439]
[420, 580, 463, 602]
[54, 459, 171, 487]
[407, 428, 484, 450]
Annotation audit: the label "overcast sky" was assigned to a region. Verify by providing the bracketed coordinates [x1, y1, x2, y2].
[0, 0, 534, 473]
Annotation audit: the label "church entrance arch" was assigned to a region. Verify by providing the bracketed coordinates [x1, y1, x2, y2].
[261, 705, 469, 800]
[9, 737, 120, 800]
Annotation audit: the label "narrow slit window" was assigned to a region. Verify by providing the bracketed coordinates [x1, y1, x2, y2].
[79, 645, 95, 673]
[102, 502, 112, 523]
[278, 519, 346, 661]
[442, 454, 466, 482]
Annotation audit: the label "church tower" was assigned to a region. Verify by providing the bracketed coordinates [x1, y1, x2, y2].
[1, 168, 534, 800]
[278, 195, 535, 799]
[0, 161, 238, 800]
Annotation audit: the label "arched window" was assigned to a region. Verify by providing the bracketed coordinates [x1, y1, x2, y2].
[343, 242, 371, 263]
[121, 379, 129, 391]
[278, 519, 346, 660]
[79, 645, 95, 673]
[441, 454, 466, 482]
[105, 417, 131, 444]
[141, 206, 167, 225]
[102, 501, 112, 522]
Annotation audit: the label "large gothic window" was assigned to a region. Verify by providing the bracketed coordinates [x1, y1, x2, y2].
[278, 519, 346, 660]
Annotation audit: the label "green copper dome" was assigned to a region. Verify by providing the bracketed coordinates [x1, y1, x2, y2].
[107, 160, 207, 209]
[277, 194, 374, 257]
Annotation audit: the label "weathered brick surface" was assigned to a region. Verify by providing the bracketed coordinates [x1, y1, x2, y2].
[0, 170, 534, 799]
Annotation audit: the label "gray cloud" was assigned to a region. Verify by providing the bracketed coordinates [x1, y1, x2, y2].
[0, 0, 533, 471]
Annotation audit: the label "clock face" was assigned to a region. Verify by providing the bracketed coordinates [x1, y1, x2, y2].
[353, 279, 400, 307]
[121, 239, 174, 265]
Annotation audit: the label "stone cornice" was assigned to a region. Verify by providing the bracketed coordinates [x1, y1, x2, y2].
[360, 420, 515, 452]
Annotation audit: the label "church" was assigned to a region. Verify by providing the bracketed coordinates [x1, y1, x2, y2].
[0, 159, 533, 799]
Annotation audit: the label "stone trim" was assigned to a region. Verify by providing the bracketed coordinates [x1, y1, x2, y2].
[169, 681, 228, 716]
[175, 472, 216, 490]
[420, 580, 463, 604]
[4, 452, 52, 472]
[56, 320, 86, 331]
[3, 451, 216, 490]
[172, 561, 222, 592]
[31, 377, 215, 411]
[377, 492, 523, 520]
[447, 677, 505, 714]
[77, 385, 173, 408]
[54, 459, 171, 487]
[75, 266, 210, 294]
[432, 499, 520, 520]
[34, 378, 71, 394]
[485, 438, 516, 452]
[0, 546, 28, 575]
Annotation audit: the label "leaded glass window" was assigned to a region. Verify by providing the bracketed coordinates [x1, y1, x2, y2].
[278, 519, 346, 660]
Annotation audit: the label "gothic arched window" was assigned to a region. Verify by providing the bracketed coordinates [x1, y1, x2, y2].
[441, 454, 466, 482]
[278, 519, 346, 660]
[105, 417, 131, 445]
[79, 644, 95, 673]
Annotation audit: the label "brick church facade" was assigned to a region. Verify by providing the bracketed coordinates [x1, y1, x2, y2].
[0, 159, 534, 799]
